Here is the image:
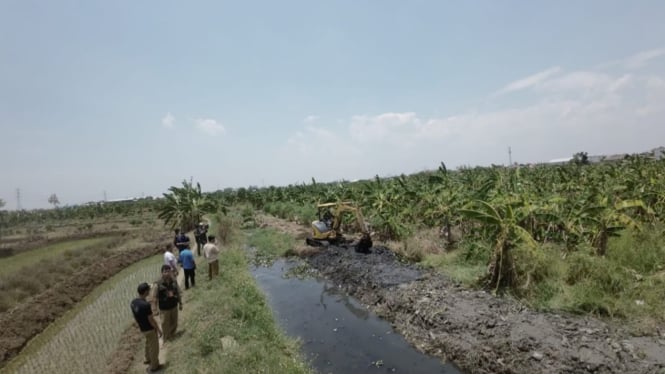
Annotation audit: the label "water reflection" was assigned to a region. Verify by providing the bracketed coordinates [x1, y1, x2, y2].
[320, 282, 370, 320]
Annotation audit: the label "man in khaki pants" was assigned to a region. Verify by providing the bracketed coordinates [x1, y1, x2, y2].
[131, 282, 163, 372]
[156, 265, 182, 340]
[203, 235, 221, 280]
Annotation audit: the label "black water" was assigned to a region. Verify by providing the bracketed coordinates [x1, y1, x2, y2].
[251, 259, 462, 374]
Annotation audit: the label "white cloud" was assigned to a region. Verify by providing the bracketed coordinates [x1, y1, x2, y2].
[303, 115, 320, 123]
[278, 51, 665, 181]
[623, 48, 665, 69]
[596, 48, 665, 70]
[161, 112, 175, 128]
[195, 118, 226, 136]
[496, 67, 562, 95]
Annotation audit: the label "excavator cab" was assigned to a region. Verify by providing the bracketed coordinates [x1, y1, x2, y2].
[306, 202, 373, 253]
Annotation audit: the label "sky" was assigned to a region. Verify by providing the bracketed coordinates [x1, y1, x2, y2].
[1, 1, 665, 210]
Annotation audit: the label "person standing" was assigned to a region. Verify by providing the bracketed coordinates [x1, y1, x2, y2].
[175, 231, 190, 251]
[179, 246, 197, 289]
[203, 235, 221, 280]
[163, 245, 178, 277]
[194, 223, 207, 256]
[156, 265, 182, 341]
[173, 229, 181, 249]
[131, 282, 163, 372]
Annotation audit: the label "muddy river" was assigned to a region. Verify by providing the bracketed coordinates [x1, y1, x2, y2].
[251, 259, 462, 374]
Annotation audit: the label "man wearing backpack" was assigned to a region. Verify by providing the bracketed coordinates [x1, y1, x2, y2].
[156, 264, 182, 341]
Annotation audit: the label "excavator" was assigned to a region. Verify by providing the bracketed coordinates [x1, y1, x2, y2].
[305, 202, 373, 253]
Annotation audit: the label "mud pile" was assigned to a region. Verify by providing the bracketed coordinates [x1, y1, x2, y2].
[306, 245, 665, 374]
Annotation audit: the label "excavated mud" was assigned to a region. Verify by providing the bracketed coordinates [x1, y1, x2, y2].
[305, 245, 665, 374]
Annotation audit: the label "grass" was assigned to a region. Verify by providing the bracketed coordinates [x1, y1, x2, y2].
[510, 228, 665, 333]
[0, 236, 117, 278]
[247, 227, 298, 262]
[2, 253, 165, 373]
[403, 225, 665, 333]
[263, 201, 316, 226]
[150, 216, 312, 374]
[423, 250, 487, 285]
[0, 236, 127, 312]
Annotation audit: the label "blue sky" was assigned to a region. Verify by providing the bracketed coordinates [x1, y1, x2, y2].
[1, 1, 665, 209]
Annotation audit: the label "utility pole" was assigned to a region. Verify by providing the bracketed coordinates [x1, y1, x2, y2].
[508, 146, 513, 166]
[16, 188, 22, 210]
[103, 190, 108, 201]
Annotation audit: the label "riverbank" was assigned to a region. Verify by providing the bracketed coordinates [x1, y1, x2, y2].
[258, 213, 665, 373]
[128, 215, 313, 373]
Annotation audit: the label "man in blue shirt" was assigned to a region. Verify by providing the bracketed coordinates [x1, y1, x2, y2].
[179, 246, 196, 289]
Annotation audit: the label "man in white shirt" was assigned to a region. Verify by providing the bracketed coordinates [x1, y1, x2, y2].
[202, 235, 221, 280]
[163, 246, 178, 277]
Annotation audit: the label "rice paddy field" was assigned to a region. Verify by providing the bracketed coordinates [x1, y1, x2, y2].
[1, 253, 164, 373]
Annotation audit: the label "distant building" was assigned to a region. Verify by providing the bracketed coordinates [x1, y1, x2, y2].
[547, 157, 573, 164]
[651, 146, 665, 160]
[545, 146, 664, 166]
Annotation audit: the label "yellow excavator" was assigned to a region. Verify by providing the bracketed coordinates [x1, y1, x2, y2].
[305, 202, 373, 253]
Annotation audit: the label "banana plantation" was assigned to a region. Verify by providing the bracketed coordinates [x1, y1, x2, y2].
[5, 155, 664, 315]
[213, 155, 665, 296]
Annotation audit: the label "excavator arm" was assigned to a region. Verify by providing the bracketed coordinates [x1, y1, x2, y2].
[308, 202, 372, 253]
[331, 203, 368, 234]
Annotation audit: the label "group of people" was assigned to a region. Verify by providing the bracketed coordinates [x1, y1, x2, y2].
[130, 223, 221, 372]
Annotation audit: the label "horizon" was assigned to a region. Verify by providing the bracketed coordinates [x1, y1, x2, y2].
[5, 144, 663, 212]
[2, 1, 665, 210]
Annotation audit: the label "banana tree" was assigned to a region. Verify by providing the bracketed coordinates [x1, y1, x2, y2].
[460, 199, 538, 292]
[581, 199, 647, 256]
[158, 180, 220, 230]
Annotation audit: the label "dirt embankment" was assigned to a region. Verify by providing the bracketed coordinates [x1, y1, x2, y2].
[0, 230, 129, 257]
[305, 246, 665, 374]
[0, 235, 170, 368]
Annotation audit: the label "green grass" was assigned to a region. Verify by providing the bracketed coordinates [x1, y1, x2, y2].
[263, 201, 315, 226]
[158, 219, 312, 374]
[422, 226, 665, 333]
[247, 228, 297, 261]
[515, 230, 665, 333]
[422, 250, 487, 286]
[0, 237, 117, 278]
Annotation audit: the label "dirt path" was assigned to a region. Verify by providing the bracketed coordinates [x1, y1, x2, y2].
[126, 244, 199, 373]
[260, 214, 665, 374]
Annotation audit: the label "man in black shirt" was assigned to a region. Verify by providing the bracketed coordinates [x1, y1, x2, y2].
[131, 282, 163, 372]
[156, 264, 182, 340]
